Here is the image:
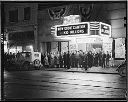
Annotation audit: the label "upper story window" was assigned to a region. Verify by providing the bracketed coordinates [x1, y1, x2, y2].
[9, 9, 18, 23]
[24, 7, 31, 20]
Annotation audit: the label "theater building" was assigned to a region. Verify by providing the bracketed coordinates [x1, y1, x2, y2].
[50, 18, 112, 54]
[38, 2, 126, 59]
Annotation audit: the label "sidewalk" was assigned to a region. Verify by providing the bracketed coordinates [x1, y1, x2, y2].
[42, 66, 118, 74]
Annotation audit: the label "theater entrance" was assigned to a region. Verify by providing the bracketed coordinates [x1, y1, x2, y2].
[78, 43, 102, 53]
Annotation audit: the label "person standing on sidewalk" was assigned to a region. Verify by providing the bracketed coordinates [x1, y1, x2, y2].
[101, 51, 106, 68]
[66, 51, 71, 69]
[87, 51, 93, 68]
[44, 53, 49, 68]
[59, 52, 63, 68]
[75, 51, 79, 68]
[50, 52, 54, 68]
[47, 53, 51, 67]
[79, 50, 83, 68]
[95, 52, 99, 67]
[56, 51, 60, 68]
[70, 52, 73, 68]
[71, 52, 75, 68]
[98, 51, 102, 67]
[83, 52, 88, 70]
[106, 51, 110, 67]
[63, 52, 67, 68]
[41, 53, 45, 67]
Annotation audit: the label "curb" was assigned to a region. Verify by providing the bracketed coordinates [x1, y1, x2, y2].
[42, 69, 118, 74]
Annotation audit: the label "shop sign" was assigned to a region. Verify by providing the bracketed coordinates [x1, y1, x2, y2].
[100, 23, 111, 35]
[56, 23, 88, 36]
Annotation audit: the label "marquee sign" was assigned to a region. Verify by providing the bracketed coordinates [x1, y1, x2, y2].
[100, 22, 111, 36]
[56, 23, 88, 36]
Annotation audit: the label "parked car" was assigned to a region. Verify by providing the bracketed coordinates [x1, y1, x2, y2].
[10, 52, 42, 70]
[116, 60, 126, 77]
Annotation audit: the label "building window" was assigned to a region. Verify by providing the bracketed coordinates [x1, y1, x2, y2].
[24, 7, 31, 20]
[9, 31, 34, 41]
[9, 9, 18, 23]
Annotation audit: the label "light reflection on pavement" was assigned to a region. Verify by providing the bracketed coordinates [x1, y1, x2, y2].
[3, 70, 127, 99]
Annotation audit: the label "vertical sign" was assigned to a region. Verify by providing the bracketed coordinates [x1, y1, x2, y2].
[100, 22, 111, 37]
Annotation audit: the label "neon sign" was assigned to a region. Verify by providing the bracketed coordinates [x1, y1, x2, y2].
[56, 23, 88, 36]
[100, 22, 111, 36]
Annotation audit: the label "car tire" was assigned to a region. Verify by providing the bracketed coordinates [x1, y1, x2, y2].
[33, 59, 41, 69]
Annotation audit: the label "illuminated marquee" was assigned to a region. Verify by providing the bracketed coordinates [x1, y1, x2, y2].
[100, 22, 111, 37]
[56, 23, 88, 36]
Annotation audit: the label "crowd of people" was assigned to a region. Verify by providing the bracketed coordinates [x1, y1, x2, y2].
[41, 50, 112, 70]
[4, 50, 113, 70]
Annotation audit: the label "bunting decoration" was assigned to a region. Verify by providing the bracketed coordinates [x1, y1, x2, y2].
[79, 4, 94, 21]
[48, 7, 66, 20]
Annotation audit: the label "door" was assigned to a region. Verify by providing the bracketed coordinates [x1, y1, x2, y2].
[61, 41, 69, 53]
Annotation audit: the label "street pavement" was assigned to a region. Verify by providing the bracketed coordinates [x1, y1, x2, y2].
[3, 68, 127, 100]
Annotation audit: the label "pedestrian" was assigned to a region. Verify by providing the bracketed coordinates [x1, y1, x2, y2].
[70, 52, 73, 68]
[49, 52, 54, 68]
[59, 52, 63, 68]
[72, 52, 75, 68]
[101, 51, 106, 68]
[44, 54, 49, 68]
[66, 51, 70, 69]
[63, 52, 67, 68]
[54, 53, 57, 68]
[79, 50, 83, 68]
[109, 55, 114, 67]
[106, 51, 110, 67]
[87, 51, 93, 68]
[83, 52, 88, 70]
[47, 53, 51, 67]
[56, 52, 60, 68]
[98, 51, 102, 67]
[95, 52, 99, 67]
[41, 53, 45, 66]
[75, 51, 79, 68]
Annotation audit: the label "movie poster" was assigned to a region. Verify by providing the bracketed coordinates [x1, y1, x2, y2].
[115, 38, 125, 59]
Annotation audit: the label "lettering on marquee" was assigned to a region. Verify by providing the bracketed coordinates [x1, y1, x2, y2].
[57, 24, 88, 36]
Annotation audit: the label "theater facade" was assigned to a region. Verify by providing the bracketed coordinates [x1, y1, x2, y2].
[51, 17, 112, 54]
[38, 3, 113, 56]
